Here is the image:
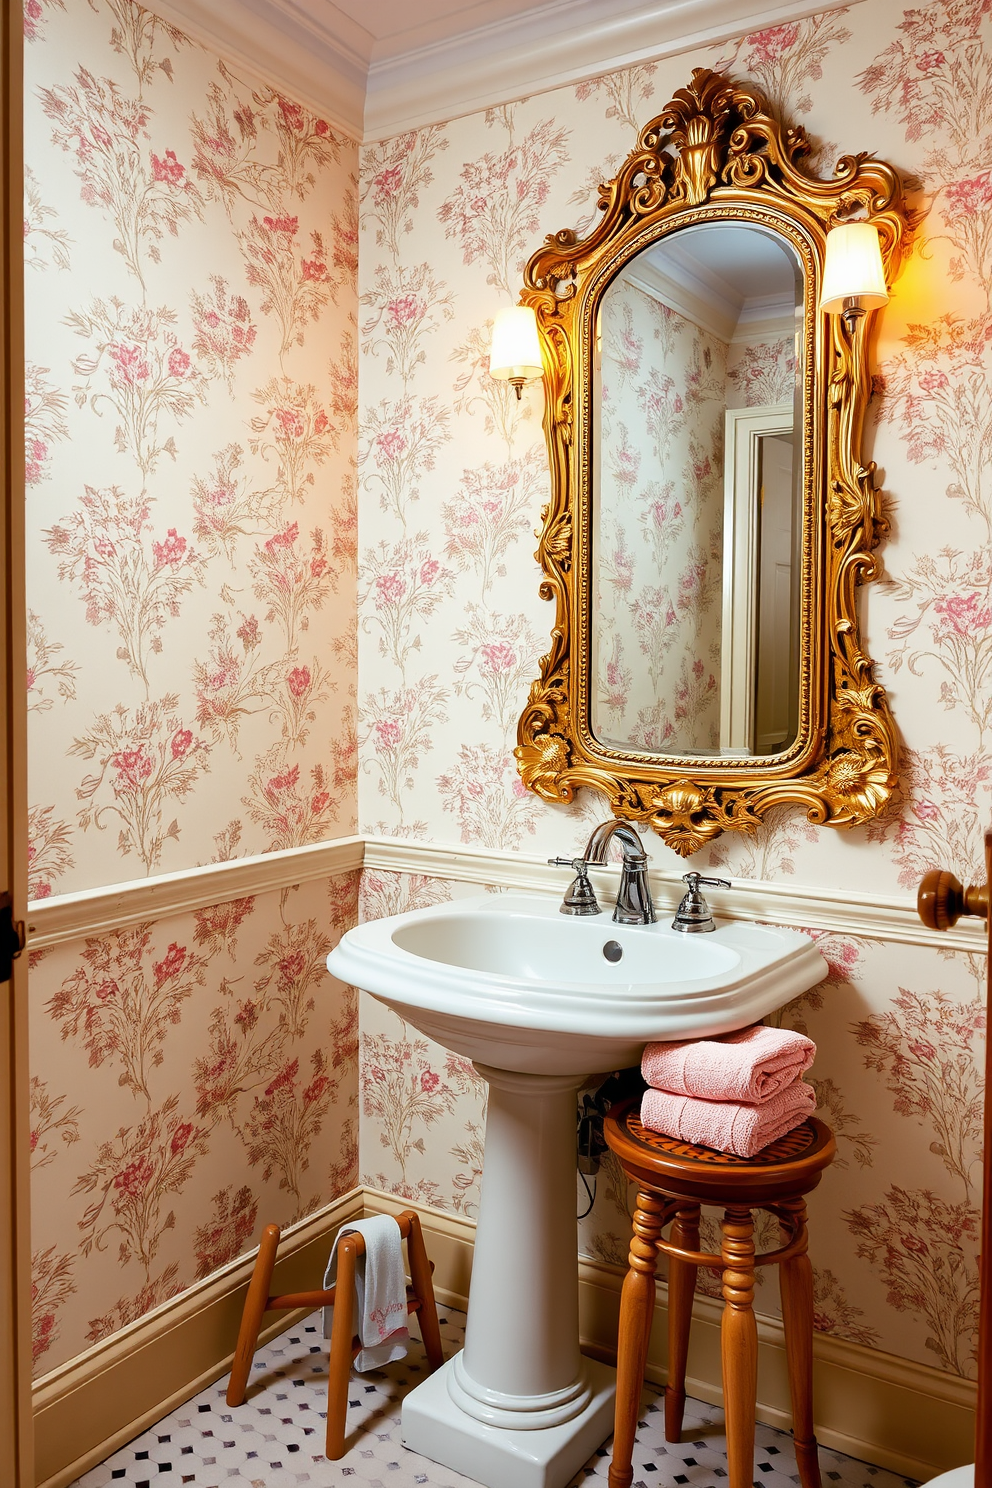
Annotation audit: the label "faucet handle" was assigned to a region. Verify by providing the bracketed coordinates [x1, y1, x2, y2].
[683, 872, 731, 890]
[548, 857, 602, 916]
[673, 872, 729, 933]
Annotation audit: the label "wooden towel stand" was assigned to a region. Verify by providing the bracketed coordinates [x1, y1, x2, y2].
[226, 1210, 444, 1459]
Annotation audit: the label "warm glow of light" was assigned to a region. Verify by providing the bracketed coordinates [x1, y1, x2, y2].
[819, 223, 889, 315]
[489, 305, 544, 385]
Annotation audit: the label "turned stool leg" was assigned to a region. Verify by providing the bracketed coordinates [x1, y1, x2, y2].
[779, 1200, 821, 1488]
[665, 1204, 699, 1443]
[227, 1224, 280, 1406]
[720, 1207, 757, 1488]
[325, 1236, 358, 1460]
[609, 1190, 666, 1488]
[405, 1210, 444, 1371]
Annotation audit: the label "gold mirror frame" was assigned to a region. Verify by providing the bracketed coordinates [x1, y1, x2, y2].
[515, 67, 905, 857]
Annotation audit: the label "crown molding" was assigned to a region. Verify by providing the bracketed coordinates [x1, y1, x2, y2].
[363, 0, 857, 138]
[145, 0, 368, 138]
[145, 0, 857, 142]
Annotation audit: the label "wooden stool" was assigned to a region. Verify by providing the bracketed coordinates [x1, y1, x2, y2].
[226, 1210, 444, 1459]
[604, 1098, 836, 1488]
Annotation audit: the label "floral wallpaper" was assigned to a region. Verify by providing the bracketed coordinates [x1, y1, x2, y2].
[24, 0, 358, 898]
[356, 0, 992, 1384]
[24, 0, 361, 1379]
[30, 869, 359, 1375]
[19, 0, 992, 1402]
[594, 279, 726, 753]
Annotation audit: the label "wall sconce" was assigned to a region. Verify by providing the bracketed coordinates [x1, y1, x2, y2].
[489, 305, 544, 400]
[819, 222, 889, 331]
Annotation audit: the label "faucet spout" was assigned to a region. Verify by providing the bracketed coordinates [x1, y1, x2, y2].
[582, 819, 656, 925]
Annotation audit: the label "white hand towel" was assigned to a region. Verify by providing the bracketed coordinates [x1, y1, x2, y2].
[322, 1214, 409, 1371]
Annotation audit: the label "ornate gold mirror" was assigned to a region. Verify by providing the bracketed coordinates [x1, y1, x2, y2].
[515, 68, 905, 856]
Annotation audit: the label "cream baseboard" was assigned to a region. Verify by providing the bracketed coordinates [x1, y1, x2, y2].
[364, 1190, 975, 1484]
[32, 1188, 364, 1488]
[33, 1185, 975, 1487]
[27, 832, 985, 953]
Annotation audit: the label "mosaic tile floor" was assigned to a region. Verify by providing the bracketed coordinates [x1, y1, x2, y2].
[70, 1307, 919, 1488]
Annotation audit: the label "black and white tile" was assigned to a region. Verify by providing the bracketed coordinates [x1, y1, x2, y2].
[69, 1308, 919, 1488]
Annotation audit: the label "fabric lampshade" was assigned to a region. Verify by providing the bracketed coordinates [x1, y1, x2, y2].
[819, 222, 889, 315]
[489, 305, 543, 383]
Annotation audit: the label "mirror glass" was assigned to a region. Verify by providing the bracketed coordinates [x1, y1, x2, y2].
[591, 222, 804, 758]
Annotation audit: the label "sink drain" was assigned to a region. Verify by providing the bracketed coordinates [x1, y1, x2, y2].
[602, 940, 623, 962]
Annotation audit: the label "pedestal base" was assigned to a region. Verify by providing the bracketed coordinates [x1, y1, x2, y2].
[401, 1354, 617, 1488]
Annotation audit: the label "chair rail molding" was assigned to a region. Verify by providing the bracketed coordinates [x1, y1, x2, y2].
[361, 836, 987, 953]
[26, 836, 364, 949]
[27, 832, 987, 952]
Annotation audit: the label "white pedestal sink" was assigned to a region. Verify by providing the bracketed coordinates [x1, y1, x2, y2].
[327, 892, 826, 1488]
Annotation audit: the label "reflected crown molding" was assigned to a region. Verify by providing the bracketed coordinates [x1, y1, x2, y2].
[625, 251, 795, 344]
[146, 0, 855, 141]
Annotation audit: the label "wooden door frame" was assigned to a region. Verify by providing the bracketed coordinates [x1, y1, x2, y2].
[977, 828, 992, 1487]
[0, 0, 34, 1483]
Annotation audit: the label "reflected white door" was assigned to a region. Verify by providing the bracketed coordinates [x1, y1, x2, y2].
[754, 433, 795, 754]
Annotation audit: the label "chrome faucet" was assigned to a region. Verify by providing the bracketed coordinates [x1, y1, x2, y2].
[671, 872, 731, 933]
[582, 819, 656, 925]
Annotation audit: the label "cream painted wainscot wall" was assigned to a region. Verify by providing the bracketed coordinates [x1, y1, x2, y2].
[27, 837, 985, 1488]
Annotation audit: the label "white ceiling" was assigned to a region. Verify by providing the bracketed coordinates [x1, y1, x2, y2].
[148, 0, 855, 141]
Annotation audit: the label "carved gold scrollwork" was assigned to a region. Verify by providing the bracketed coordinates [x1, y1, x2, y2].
[515, 68, 905, 856]
[658, 70, 738, 205]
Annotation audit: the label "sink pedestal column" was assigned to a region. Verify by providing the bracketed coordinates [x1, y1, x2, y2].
[401, 1066, 617, 1488]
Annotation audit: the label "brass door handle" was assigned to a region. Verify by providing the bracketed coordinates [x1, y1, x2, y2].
[918, 868, 990, 930]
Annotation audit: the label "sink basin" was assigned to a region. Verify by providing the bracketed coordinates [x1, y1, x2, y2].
[330, 892, 827, 1076]
[328, 890, 826, 1488]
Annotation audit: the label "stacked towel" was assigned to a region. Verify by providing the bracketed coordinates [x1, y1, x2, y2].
[639, 1024, 816, 1159]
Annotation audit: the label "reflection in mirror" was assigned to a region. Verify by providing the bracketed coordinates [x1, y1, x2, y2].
[591, 223, 803, 759]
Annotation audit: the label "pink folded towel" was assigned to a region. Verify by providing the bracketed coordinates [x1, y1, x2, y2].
[640, 1080, 816, 1159]
[641, 1024, 815, 1104]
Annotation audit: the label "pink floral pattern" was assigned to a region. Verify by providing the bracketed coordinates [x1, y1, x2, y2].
[31, 873, 358, 1372]
[27, 0, 356, 896]
[594, 279, 726, 750]
[715, 12, 852, 116]
[26, 0, 358, 1378]
[353, 0, 992, 1386]
[26, 0, 992, 1395]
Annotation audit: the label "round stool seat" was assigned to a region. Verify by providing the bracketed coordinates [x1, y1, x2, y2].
[605, 1102, 835, 1206]
[602, 1096, 836, 1488]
